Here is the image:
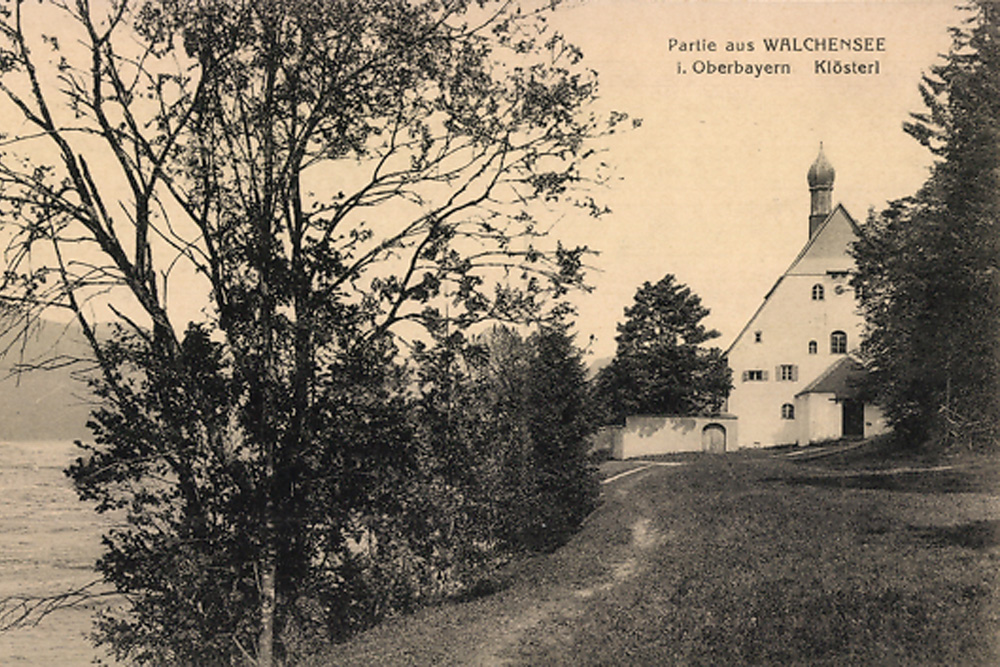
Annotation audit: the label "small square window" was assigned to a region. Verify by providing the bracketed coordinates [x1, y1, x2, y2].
[754, 331, 763, 343]
[779, 364, 798, 381]
[743, 369, 766, 382]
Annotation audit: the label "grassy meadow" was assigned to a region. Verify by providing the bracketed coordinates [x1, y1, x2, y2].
[319, 441, 1000, 665]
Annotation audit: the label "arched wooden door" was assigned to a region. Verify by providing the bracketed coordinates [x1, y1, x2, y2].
[702, 424, 726, 454]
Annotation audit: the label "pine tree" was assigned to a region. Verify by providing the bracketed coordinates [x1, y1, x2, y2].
[593, 275, 731, 425]
[523, 325, 599, 550]
[852, 0, 1000, 449]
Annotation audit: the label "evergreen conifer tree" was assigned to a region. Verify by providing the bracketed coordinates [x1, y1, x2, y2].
[852, 0, 1000, 448]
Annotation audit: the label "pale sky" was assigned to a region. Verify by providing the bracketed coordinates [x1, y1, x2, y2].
[546, 0, 963, 359]
[4, 1, 963, 363]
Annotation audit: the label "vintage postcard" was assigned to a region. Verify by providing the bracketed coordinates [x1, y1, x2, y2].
[0, 2, 990, 665]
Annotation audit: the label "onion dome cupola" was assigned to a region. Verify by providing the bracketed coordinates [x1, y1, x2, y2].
[807, 143, 836, 189]
[807, 143, 835, 238]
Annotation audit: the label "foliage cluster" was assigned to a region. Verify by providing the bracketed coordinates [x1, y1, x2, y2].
[591, 274, 731, 425]
[68, 321, 597, 663]
[414, 325, 598, 561]
[0, 0, 615, 663]
[852, 0, 1000, 450]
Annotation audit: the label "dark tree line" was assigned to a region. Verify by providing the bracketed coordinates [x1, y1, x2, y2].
[414, 325, 598, 559]
[852, 0, 1000, 450]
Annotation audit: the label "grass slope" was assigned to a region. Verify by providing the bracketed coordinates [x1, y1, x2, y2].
[318, 444, 1000, 666]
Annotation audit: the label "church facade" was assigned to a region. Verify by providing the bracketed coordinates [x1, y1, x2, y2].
[725, 146, 888, 448]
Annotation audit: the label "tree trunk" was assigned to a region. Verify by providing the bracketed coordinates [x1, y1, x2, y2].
[258, 551, 276, 667]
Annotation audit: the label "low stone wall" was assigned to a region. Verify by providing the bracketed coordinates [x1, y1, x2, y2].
[614, 414, 739, 459]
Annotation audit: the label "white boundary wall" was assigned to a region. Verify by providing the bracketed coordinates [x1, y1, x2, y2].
[614, 415, 739, 459]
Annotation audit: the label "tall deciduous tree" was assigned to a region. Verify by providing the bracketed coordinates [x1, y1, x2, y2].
[851, 0, 1000, 449]
[592, 274, 731, 425]
[0, 0, 624, 662]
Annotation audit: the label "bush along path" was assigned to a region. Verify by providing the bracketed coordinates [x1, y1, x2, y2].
[319, 450, 1000, 666]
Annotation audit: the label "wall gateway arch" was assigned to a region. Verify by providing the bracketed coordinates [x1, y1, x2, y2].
[702, 423, 726, 453]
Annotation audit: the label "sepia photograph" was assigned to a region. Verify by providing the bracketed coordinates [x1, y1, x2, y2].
[0, 0, 997, 664]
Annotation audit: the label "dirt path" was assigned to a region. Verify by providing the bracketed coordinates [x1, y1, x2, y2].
[472, 517, 665, 665]
[471, 469, 669, 665]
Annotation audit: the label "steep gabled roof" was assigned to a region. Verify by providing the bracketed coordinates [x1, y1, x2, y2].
[795, 355, 868, 399]
[725, 203, 860, 355]
[785, 203, 861, 276]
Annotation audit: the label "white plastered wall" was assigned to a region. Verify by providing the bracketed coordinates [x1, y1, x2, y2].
[726, 207, 865, 447]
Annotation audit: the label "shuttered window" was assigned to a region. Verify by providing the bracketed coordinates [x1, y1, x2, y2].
[777, 364, 798, 381]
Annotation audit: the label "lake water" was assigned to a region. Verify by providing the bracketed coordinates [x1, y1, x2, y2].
[0, 441, 117, 665]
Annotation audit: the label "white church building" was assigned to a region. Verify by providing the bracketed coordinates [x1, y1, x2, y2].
[608, 146, 888, 458]
[725, 146, 888, 448]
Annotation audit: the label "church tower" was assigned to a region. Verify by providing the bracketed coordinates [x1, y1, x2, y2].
[807, 143, 835, 238]
[609, 147, 891, 457]
[724, 147, 888, 448]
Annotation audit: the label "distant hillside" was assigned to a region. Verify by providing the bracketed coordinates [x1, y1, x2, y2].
[0, 321, 95, 442]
